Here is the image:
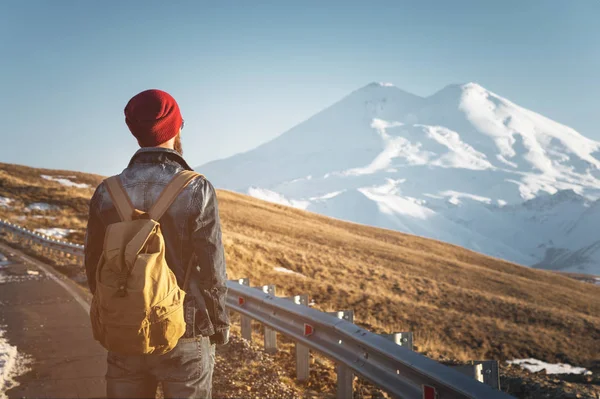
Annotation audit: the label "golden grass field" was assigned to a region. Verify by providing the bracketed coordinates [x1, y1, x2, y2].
[1, 161, 599, 368]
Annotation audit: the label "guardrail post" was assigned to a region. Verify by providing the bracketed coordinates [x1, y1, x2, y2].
[236, 278, 252, 341]
[284, 294, 310, 381]
[327, 310, 355, 399]
[381, 332, 414, 351]
[259, 284, 278, 354]
[451, 363, 483, 383]
[444, 360, 499, 389]
[475, 360, 500, 389]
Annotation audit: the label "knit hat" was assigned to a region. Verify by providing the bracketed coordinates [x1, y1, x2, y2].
[124, 89, 183, 147]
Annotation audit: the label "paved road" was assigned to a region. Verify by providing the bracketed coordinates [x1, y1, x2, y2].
[0, 243, 106, 399]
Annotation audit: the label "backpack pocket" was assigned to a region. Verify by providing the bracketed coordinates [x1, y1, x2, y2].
[147, 287, 187, 354]
[103, 320, 150, 355]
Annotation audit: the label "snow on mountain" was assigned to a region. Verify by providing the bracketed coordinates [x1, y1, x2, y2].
[197, 82, 600, 275]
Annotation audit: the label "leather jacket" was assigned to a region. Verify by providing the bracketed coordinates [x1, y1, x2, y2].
[84, 148, 229, 344]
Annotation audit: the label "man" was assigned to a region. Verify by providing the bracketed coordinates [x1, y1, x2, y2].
[85, 89, 229, 399]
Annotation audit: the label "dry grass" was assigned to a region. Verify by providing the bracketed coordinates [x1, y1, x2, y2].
[217, 190, 600, 365]
[0, 162, 102, 241]
[1, 161, 599, 367]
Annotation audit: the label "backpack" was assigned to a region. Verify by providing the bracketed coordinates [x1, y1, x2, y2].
[90, 170, 202, 355]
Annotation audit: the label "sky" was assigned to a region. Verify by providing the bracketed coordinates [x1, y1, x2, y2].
[1, 1, 599, 176]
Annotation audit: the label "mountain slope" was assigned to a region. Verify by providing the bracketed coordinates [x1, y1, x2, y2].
[0, 161, 598, 367]
[197, 82, 600, 274]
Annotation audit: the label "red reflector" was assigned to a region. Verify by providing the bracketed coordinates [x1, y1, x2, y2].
[304, 323, 314, 336]
[238, 297, 245, 305]
[422, 385, 437, 399]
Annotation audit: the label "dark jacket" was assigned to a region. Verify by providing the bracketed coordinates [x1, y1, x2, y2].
[84, 148, 229, 344]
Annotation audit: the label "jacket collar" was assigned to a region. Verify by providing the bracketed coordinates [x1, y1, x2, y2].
[127, 147, 194, 171]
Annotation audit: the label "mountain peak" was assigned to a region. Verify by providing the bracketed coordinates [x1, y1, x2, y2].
[356, 82, 424, 102]
[462, 82, 484, 90]
[361, 82, 402, 92]
[447, 82, 485, 90]
[428, 82, 482, 98]
[366, 81, 396, 88]
[197, 78, 600, 275]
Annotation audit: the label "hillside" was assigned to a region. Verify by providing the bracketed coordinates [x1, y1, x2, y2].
[218, 191, 600, 365]
[197, 82, 600, 275]
[0, 161, 598, 373]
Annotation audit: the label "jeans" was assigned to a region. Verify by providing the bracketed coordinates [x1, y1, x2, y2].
[106, 337, 215, 399]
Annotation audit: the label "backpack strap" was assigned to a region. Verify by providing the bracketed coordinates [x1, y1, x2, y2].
[149, 171, 203, 221]
[150, 171, 203, 292]
[105, 176, 135, 222]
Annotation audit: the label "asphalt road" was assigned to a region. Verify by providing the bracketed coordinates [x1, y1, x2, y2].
[0, 243, 106, 399]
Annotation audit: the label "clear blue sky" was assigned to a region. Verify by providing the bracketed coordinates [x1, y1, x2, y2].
[1, 1, 598, 176]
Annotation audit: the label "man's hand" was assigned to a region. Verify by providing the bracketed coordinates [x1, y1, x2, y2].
[209, 328, 229, 346]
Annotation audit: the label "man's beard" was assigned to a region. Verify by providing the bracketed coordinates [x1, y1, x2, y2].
[174, 134, 183, 156]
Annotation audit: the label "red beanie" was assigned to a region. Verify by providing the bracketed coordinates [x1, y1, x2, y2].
[124, 89, 183, 147]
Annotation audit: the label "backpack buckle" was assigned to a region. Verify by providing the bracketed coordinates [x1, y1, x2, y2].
[117, 285, 128, 297]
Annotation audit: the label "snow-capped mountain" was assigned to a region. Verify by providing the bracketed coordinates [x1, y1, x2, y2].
[197, 82, 600, 275]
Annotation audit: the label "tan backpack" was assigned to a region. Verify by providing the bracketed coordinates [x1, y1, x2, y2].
[90, 170, 202, 355]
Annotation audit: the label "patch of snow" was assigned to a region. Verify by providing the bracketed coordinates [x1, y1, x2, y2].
[34, 228, 75, 239]
[0, 273, 43, 284]
[273, 266, 305, 277]
[288, 175, 313, 184]
[496, 154, 518, 168]
[0, 197, 12, 208]
[247, 187, 310, 210]
[421, 125, 494, 171]
[309, 191, 345, 201]
[25, 203, 59, 212]
[359, 182, 434, 220]
[343, 121, 493, 176]
[448, 197, 461, 206]
[0, 327, 20, 398]
[342, 119, 411, 176]
[507, 359, 590, 375]
[439, 190, 493, 205]
[378, 82, 395, 87]
[41, 175, 90, 189]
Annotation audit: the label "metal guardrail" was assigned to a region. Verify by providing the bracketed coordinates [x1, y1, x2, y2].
[0, 219, 84, 258]
[228, 280, 511, 399]
[0, 219, 513, 398]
